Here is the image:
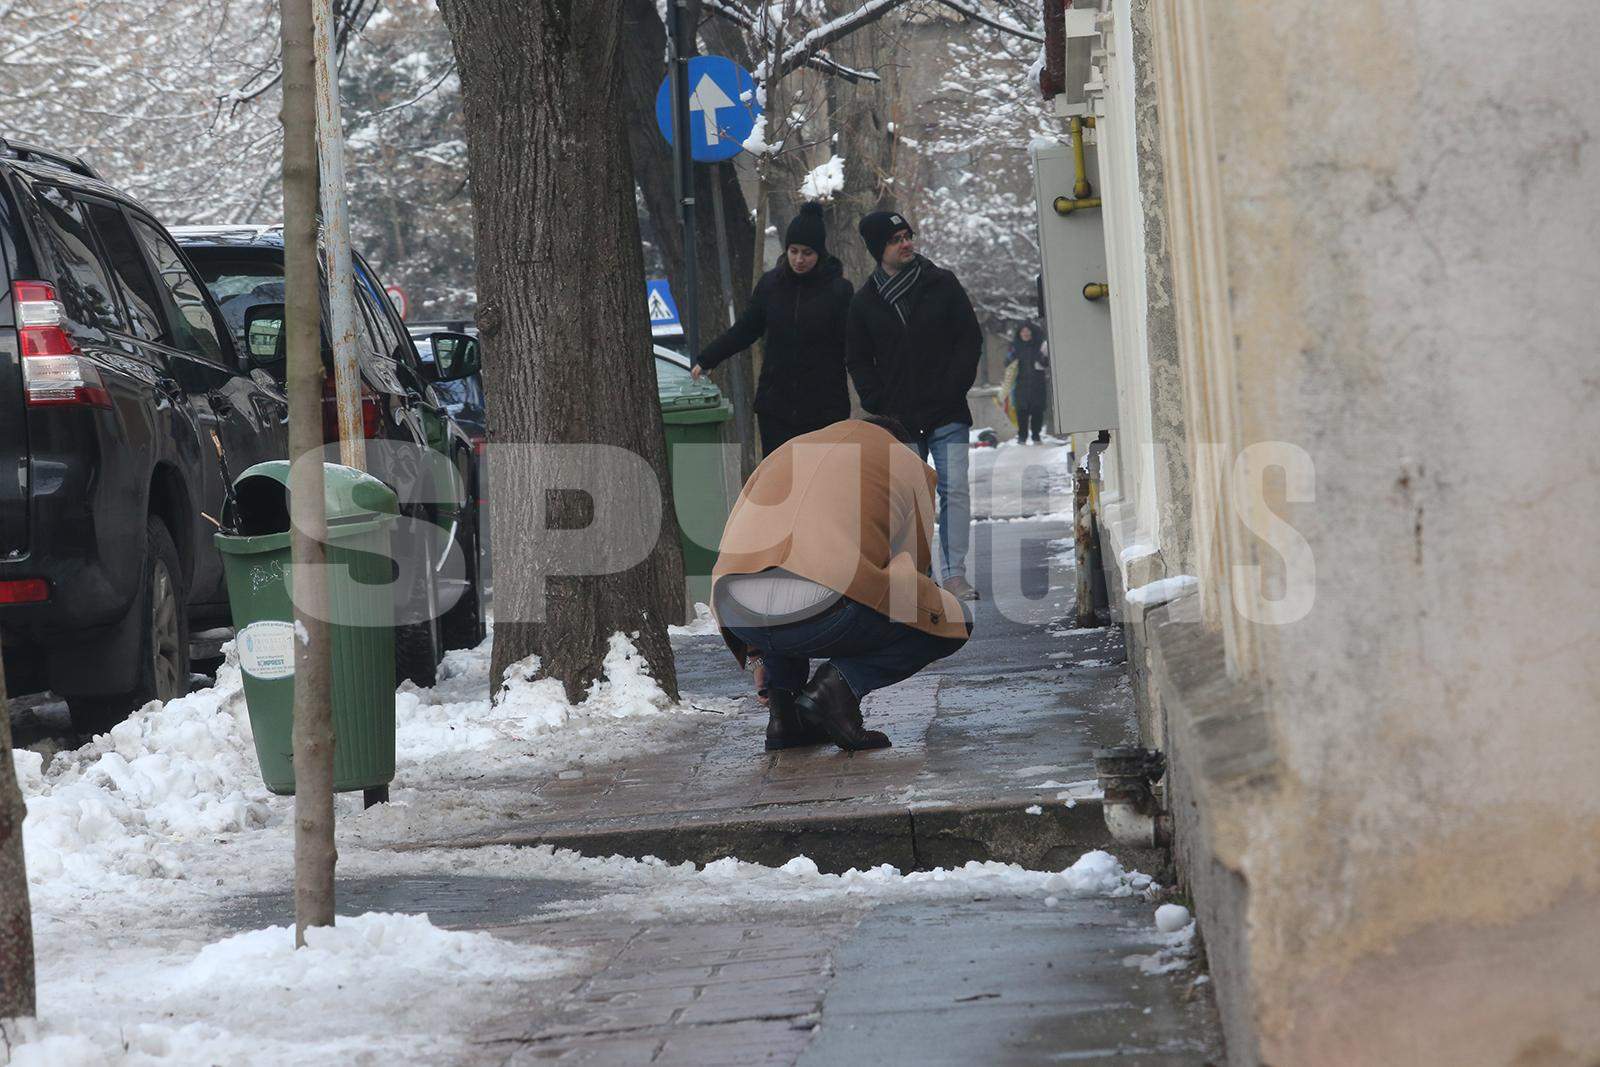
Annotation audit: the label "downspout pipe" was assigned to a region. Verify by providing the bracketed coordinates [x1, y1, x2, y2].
[1096, 746, 1172, 848]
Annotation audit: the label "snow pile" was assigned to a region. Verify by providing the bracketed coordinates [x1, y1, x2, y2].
[1155, 902, 1192, 933]
[181, 911, 565, 993]
[1125, 574, 1200, 607]
[20, 658, 273, 897]
[417, 845, 1156, 920]
[11, 913, 572, 1067]
[668, 601, 721, 637]
[495, 632, 674, 733]
[1124, 919, 1198, 976]
[799, 154, 846, 200]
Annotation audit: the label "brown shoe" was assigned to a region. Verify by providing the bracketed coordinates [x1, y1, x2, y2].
[942, 575, 979, 601]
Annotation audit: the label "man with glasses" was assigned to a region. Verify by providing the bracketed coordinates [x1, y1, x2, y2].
[846, 211, 985, 601]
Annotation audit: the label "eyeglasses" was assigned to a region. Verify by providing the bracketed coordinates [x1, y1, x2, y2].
[887, 231, 915, 246]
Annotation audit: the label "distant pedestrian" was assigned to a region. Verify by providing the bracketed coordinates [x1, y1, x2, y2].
[713, 417, 971, 752]
[845, 210, 984, 601]
[692, 202, 853, 455]
[1006, 322, 1049, 444]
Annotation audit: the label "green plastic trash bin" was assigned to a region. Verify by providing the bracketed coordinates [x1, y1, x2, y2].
[215, 461, 399, 796]
[656, 359, 737, 608]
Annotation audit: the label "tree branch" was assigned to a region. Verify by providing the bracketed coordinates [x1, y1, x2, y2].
[775, 0, 916, 80]
[703, 0, 881, 83]
[927, 0, 1042, 42]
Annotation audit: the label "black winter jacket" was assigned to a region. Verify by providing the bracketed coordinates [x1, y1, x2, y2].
[845, 257, 984, 434]
[695, 255, 853, 429]
[1006, 325, 1050, 410]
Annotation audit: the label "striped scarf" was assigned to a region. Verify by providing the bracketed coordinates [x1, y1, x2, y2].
[872, 255, 924, 324]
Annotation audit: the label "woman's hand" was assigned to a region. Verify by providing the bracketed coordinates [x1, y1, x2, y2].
[690, 364, 704, 380]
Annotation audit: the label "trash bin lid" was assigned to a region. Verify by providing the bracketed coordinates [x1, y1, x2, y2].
[661, 398, 733, 425]
[232, 460, 399, 535]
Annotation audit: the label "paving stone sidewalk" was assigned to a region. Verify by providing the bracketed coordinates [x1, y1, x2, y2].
[218, 444, 1226, 1064]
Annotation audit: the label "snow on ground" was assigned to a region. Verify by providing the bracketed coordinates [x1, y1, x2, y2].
[8, 619, 1168, 1063]
[667, 601, 720, 637]
[13, 913, 573, 1067]
[11, 627, 730, 1064]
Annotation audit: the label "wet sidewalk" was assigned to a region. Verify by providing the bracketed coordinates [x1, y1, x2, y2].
[219, 443, 1225, 1064]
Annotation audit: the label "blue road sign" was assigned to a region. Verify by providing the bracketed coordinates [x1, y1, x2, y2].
[655, 56, 761, 163]
[646, 279, 681, 334]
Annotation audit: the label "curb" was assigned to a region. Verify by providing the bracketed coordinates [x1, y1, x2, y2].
[397, 795, 1125, 874]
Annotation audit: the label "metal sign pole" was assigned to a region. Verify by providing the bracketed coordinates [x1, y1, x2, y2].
[668, 0, 700, 357]
[710, 165, 736, 326]
[312, 0, 365, 471]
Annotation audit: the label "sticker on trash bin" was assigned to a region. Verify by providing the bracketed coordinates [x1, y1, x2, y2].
[238, 620, 296, 680]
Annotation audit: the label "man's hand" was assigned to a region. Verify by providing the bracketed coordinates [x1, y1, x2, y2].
[690, 364, 704, 380]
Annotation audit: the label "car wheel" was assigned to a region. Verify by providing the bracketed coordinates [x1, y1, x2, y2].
[440, 496, 486, 652]
[67, 517, 190, 736]
[394, 520, 441, 689]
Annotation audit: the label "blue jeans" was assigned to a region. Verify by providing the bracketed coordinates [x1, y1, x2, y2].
[917, 421, 971, 582]
[728, 599, 966, 699]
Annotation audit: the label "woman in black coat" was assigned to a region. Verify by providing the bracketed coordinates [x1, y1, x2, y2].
[1005, 321, 1050, 445]
[692, 203, 854, 455]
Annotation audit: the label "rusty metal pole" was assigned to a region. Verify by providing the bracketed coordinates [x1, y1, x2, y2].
[313, 0, 366, 471]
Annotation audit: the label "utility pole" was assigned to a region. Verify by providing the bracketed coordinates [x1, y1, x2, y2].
[666, 0, 699, 357]
[281, 0, 338, 946]
[313, 0, 366, 471]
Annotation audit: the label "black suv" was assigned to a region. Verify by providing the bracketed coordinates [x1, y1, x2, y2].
[172, 226, 486, 687]
[0, 139, 290, 731]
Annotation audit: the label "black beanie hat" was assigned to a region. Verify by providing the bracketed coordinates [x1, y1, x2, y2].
[784, 202, 827, 254]
[858, 209, 913, 264]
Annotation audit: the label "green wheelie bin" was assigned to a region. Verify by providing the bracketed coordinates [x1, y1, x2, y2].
[214, 461, 399, 797]
[657, 363, 738, 612]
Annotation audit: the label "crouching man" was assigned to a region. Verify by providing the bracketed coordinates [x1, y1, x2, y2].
[712, 416, 972, 752]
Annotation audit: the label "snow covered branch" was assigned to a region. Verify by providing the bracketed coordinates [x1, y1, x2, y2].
[703, 0, 882, 83]
[775, 0, 917, 80]
[928, 0, 1043, 43]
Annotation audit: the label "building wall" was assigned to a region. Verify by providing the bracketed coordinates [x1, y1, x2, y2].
[1077, 0, 1600, 1062]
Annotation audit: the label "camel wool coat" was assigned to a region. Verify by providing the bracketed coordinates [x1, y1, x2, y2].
[711, 420, 972, 666]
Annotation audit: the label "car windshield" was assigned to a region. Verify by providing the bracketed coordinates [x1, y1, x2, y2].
[190, 256, 286, 355]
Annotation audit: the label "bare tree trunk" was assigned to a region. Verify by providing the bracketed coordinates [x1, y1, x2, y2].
[0, 659, 36, 1026]
[620, 0, 760, 478]
[438, 0, 683, 702]
[282, 0, 337, 944]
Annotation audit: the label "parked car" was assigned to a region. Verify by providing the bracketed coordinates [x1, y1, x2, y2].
[406, 319, 485, 446]
[0, 138, 289, 732]
[172, 225, 486, 687]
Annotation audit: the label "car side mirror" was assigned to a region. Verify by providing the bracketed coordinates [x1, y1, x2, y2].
[426, 332, 481, 382]
[243, 303, 287, 367]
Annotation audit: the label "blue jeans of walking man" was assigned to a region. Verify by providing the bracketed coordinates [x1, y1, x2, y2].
[917, 421, 971, 584]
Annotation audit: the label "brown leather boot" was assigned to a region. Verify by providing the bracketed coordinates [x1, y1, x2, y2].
[794, 664, 891, 751]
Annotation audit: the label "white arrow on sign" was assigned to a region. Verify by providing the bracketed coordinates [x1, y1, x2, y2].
[689, 73, 736, 149]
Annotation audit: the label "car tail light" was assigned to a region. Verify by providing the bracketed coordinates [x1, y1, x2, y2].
[12, 281, 111, 409]
[321, 371, 384, 441]
[0, 578, 49, 604]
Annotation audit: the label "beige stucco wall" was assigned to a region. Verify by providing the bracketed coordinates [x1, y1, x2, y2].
[1174, 1, 1600, 1063]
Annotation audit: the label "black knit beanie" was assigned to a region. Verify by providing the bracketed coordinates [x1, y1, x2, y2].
[784, 202, 827, 254]
[858, 209, 913, 265]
